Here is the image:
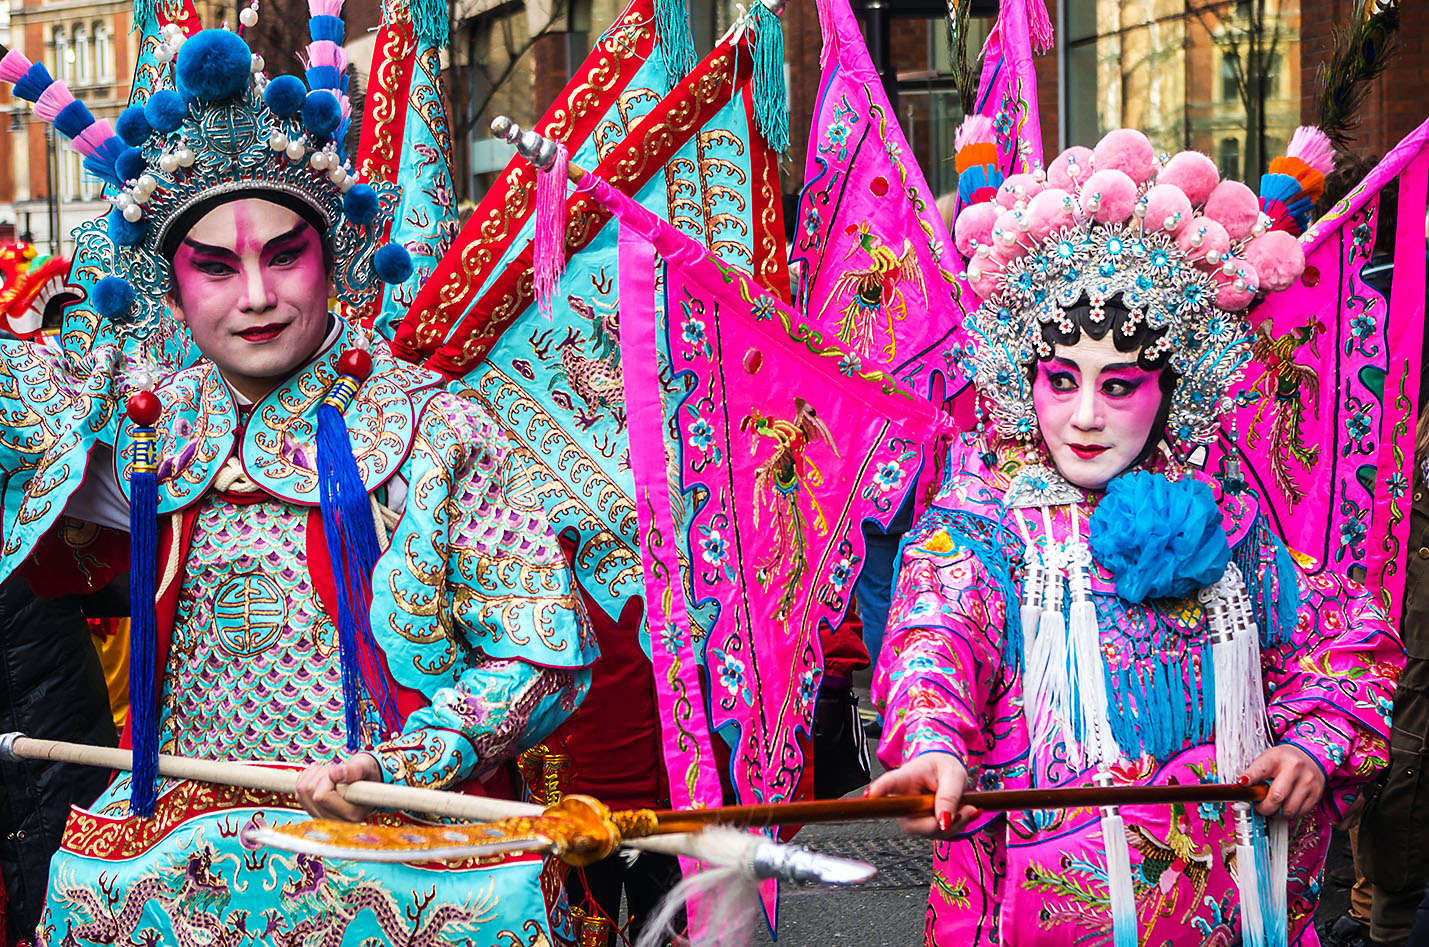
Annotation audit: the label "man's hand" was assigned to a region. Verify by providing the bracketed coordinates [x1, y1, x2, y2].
[295, 753, 382, 822]
[1242, 744, 1326, 819]
[865, 752, 978, 838]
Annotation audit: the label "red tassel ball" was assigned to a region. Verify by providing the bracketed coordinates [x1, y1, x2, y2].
[337, 348, 373, 381]
[126, 390, 161, 426]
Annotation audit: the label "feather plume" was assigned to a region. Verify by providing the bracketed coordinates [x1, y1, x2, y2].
[308, 0, 344, 14]
[0, 49, 31, 85]
[1315, 0, 1400, 147]
[74, 121, 116, 158]
[33, 81, 75, 123]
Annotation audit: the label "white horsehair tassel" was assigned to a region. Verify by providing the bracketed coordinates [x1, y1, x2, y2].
[1066, 507, 1117, 765]
[1026, 508, 1072, 761]
[1095, 767, 1138, 947]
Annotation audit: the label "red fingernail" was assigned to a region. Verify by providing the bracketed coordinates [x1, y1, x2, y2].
[862, 787, 871, 798]
[937, 812, 953, 832]
[1238, 775, 1251, 786]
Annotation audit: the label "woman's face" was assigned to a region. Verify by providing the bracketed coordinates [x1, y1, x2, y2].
[1031, 333, 1166, 491]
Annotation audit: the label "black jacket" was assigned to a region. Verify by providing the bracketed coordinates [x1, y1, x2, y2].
[0, 574, 119, 945]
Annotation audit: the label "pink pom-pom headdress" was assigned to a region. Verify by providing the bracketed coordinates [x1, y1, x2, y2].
[952, 125, 1317, 447]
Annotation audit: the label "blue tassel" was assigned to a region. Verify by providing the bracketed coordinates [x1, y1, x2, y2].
[316, 394, 401, 746]
[127, 423, 159, 817]
[13, 62, 54, 103]
[407, 0, 449, 47]
[83, 136, 129, 187]
[54, 99, 96, 140]
[750, 3, 789, 154]
[132, 0, 157, 34]
[309, 14, 345, 44]
[306, 65, 339, 94]
[1250, 813, 1288, 947]
[654, 0, 696, 83]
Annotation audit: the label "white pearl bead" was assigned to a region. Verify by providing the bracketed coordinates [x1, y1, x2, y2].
[1013, 185, 1026, 198]
[326, 165, 347, 185]
[239, 7, 258, 25]
[171, 31, 186, 47]
[177, 148, 194, 167]
[309, 151, 329, 171]
[155, 46, 172, 63]
[1233, 277, 1247, 290]
[1086, 198, 1100, 212]
[1206, 250, 1221, 264]
[338, 176, 356, 192]
[123, 203, 143, 222]
[268, 132, 288, 152]
[115, 194, 133, 210]
[133, 188, 150, 204]
[975, 244, 990, 258]
[286, 140, 305, 161]
[159, 152, 179, 173]
[968, 265, 982, 280]
[1068, 164, 1082, 178]
[1222, 260, 1236, 275]
[137, 174, 156, 192]
[251, 53, 265, 73]
[1016, 217, 1030, 231]
[1190, 233, 1204, 248]
[131, 370, 154, 390]
[1133, 202, 1147, 217]
[1163, 215, 1178, 230]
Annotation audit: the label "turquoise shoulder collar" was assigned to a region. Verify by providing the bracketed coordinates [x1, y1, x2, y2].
[115, 320, 445, 510]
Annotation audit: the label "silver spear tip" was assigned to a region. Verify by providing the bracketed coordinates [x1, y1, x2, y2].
[0, 732, 21, 762]
[759, 0, 787, 15]
[490, 116, 515, 140]
[750, 840, 877, 886]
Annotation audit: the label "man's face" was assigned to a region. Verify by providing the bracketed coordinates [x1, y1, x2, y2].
[169, 199, 331, 402]
[1031, 333, 1166, 491]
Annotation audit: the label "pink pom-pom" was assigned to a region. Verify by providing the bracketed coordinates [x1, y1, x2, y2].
[0, 50, 32, 85]
[1204, 179, 1260, 242]
[1286, 125, 1334, 176]
[1047, 146, 1093, 191]
[1175, 216, 1231, 270]
[955, 114, 995, 150]
[309, 0, 344, 14]
[1024, 188, 1076, 242]
[72, 121, 116, 158]
[1157, 151, 1220, 206]
[996, 172, 1044, 209]
[1092, 129, 1157, 185]
[1078, 169, 1138, 224]
[991, 208, 1032, 259]
[965, 258, 1004, 299]
[1243, 230, 1305, 292]
[1213, 258, 1259, 310]
[1141, 184, 1194, 237]
[303, 40, 346, 72]
[953, 201, 1000, 257]
[33, 82, 75, 123]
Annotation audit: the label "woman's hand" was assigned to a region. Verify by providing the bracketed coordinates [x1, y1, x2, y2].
[865, 752, 979, 838]
[1242, 744, 1326, 819]
[295, 753, 382, 822]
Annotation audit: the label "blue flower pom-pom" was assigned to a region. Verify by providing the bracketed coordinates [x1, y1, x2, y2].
[93, 276, 136, 319]
[115, 106, 152, 147]
[174, 29, 252, 102]
[144, 90, 188, 134]
[263, 75, 306, 118]
[301, 90, 342, 138]
[373, 244, 413, 284]
[115, 147, 147, 184]
[1088, 471, 1230, 604]
[342, 184, 378, 225]
[106, 208, 149, 247]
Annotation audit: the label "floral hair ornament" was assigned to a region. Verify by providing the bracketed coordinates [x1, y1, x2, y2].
[951, 123, 1332, 447]
[0, 1, 412, 372]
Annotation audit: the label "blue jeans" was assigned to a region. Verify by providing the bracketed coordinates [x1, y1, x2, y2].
[854, 491, 916, 668]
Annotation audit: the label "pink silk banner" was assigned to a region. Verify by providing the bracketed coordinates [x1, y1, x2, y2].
[581, 170, 949, 815]
[1210, 117, 1429, 619]
[792, 0, 970, 402]
[971, 0, 1053, 178]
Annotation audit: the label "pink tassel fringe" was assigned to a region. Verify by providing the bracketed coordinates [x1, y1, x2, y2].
[33, 81, 75, 122]
[303, 39, 346, 72]
[955, 114, 995, 151]
[72, 121, 116, 157]
[1025, 0, 1054, 54]
[308, 0, 343, 15]
[532, 143, 570, 321]
[0, 50, 31, 84]
[1286, 125, 1335, 176]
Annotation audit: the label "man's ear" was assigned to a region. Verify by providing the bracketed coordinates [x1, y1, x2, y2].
[165, 294, 186, 325]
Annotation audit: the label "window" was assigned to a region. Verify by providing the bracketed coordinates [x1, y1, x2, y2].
[1221, 50, 1240, 103]
[1219, 137, 1241, 181]
[51, 27, 69, 82]
[74, 26, 90, 84]
[1263, 51, 1281, 98]
[94, 23, 113, 81]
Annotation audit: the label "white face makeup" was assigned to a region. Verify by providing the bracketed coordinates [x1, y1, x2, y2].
[1030, 333, 1167, 491]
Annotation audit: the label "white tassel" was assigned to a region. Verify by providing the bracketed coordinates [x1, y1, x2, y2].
[1021, 549, 1046, 667]
[1268, 816, 1289, 947]
[1203, 565, 1270, 780]
[1233, 803, 1269, 947]
[1095, 771, 1138, 947]
[1027, 545, 1073, 761]
[1065, 520, 1115, 765]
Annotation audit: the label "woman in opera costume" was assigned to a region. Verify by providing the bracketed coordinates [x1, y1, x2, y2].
[869, 121, 1405, 947]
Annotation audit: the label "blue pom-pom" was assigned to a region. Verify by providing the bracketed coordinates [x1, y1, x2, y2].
[93, 277, 136, 319]
[1088, 471, 1231, 604]
[263, 75, 306, 118]
[374, 244, 413, 284]
[309, 14, 345, 43]
[174, 29, 252, 101]
[115, 106, 152, 146]
[342, 184, 379, 225]
[106, 208, 149, 247]
[301, 90, 341, 138]
[144, 90, 188, 134]
[115, 147, 147, 184]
